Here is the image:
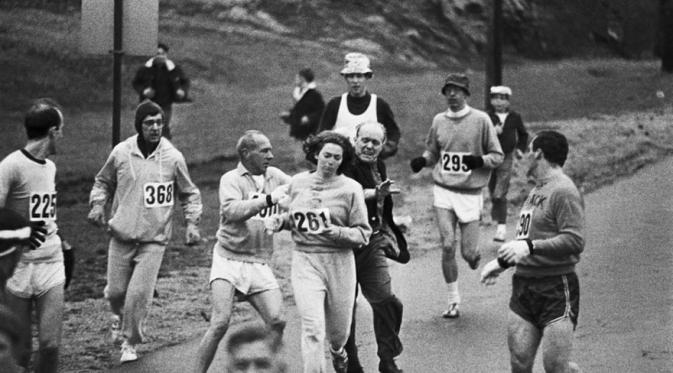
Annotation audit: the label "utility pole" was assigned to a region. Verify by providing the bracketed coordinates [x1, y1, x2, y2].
[112, 0, 124, 146]
[485, 0, 503, 109]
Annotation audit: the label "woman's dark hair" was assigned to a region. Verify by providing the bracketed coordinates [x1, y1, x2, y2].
[302, 131, 353, 175]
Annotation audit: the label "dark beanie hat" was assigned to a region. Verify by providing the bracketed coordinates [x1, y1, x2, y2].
[134, 100, 164, 133]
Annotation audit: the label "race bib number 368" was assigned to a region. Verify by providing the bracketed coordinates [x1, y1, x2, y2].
[440, 151, 471, 175]
[144, 182, 174, 208]
[292, 208, 331, 234]
[29, 192, 56, 221]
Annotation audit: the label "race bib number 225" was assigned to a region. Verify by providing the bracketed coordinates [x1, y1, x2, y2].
[29, 192, 56, 221]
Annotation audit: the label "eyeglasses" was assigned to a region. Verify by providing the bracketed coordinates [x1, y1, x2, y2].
[142, 119, 164, 127]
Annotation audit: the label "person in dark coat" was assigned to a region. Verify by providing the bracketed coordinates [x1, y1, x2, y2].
[487, 86, 529, 242]
[343, 121, 408, 373]
[280, 68, 325, 141]
[132, 43, 190, 139]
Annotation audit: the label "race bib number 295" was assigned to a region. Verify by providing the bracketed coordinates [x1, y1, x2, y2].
[29, 192, 56, 221]
[144, 182, 174, 208]
[440, 151, 471, 175]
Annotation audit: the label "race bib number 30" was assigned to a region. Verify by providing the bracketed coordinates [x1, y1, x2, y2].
[515, 209, 533, 239]
[440, 151, 471, 175]
[29, 192, 56, 221]
[292, 208, 331, 234]
[144, 182, 174, 208]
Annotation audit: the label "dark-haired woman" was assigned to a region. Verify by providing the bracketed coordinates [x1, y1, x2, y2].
[267, 131, 371, 373]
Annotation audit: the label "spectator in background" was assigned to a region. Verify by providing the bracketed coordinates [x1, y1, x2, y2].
[487, 86, 529, 242]
[319, 53, 401, 159]
[280, 68, 325, 142]
[132, 42, 190, 139]
[225, 323, 286, 373]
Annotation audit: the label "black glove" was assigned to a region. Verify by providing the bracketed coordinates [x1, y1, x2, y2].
[410, 157, 427, 173]
[462, 155, 484, 170]
[29, 221, 46, 250]
[62, 241, 75, 289]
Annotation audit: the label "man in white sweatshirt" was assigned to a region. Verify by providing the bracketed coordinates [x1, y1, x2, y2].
[87, 100, 202, 363]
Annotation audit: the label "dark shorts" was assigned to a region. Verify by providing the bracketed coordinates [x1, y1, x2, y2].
[509, 272, 580, 330]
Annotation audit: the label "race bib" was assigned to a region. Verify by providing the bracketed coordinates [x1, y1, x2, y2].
[515, 208, 533, 239]
[29, 192, 57, 221]
[249, 192, 280, 220]
[291, 208, 331, 234]
[143, 182, 174, 208]
[440, 151, 471, 175]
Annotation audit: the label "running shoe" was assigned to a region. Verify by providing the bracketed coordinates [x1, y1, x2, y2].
[110, 314, 122, 344]
[442, 303, 460, 319]
[120, 340, 138, 363]
[330, 347, 349, 373]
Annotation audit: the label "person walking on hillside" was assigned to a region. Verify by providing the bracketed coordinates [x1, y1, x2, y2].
[342, 121, 408, 373]
[409, 73, 503, 318]
[487, 86, 528, 242]
[132, 43, 190, 139]
[280, 67, 325, 142]
[265, 131, 371, 373]
[193, 130, 290, 373]
[481, 130, 584, 373]
[0, 98, 66, 373]
[87, 100, 202, 364]
[318, 53, 400, 159]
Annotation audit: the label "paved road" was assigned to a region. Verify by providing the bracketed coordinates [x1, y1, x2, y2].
[112, 159, 673, 372]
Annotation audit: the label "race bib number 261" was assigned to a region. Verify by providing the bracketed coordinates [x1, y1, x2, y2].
[292, 208, 331, 234]
[144, 182, 174, 208]
[29, 192, 56, 221]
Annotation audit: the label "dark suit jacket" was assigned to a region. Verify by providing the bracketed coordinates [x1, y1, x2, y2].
[488, 110, 528, 154]
[283, 88, 325, 141]
[343, 158, 409, 263]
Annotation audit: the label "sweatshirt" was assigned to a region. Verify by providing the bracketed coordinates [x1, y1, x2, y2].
[89, 135, 202, 244]
[283, 171, 371, 253]
[515, 171, 585, 277]
[423, 106, 504, 192]
[215, 163, 291, 264]
[0, 150, 62, 263]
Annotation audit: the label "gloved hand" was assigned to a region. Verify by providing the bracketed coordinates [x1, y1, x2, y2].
[29, 221, 46, 250]
[497, 240, 531, 264]
[87, 204, 106, 227]
[185, 223, 201, 245]
[462, 155, 484, 170]
[480, 259, 505, 286]
[62, 239, 75, 289]
[410, 157, 427, 173]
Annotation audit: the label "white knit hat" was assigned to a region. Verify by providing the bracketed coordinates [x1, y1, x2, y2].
[490, 86, 512, 96]
[340, 53, 373, 75]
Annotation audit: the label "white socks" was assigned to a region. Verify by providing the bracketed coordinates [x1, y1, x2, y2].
[447, 281, 461, 305]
